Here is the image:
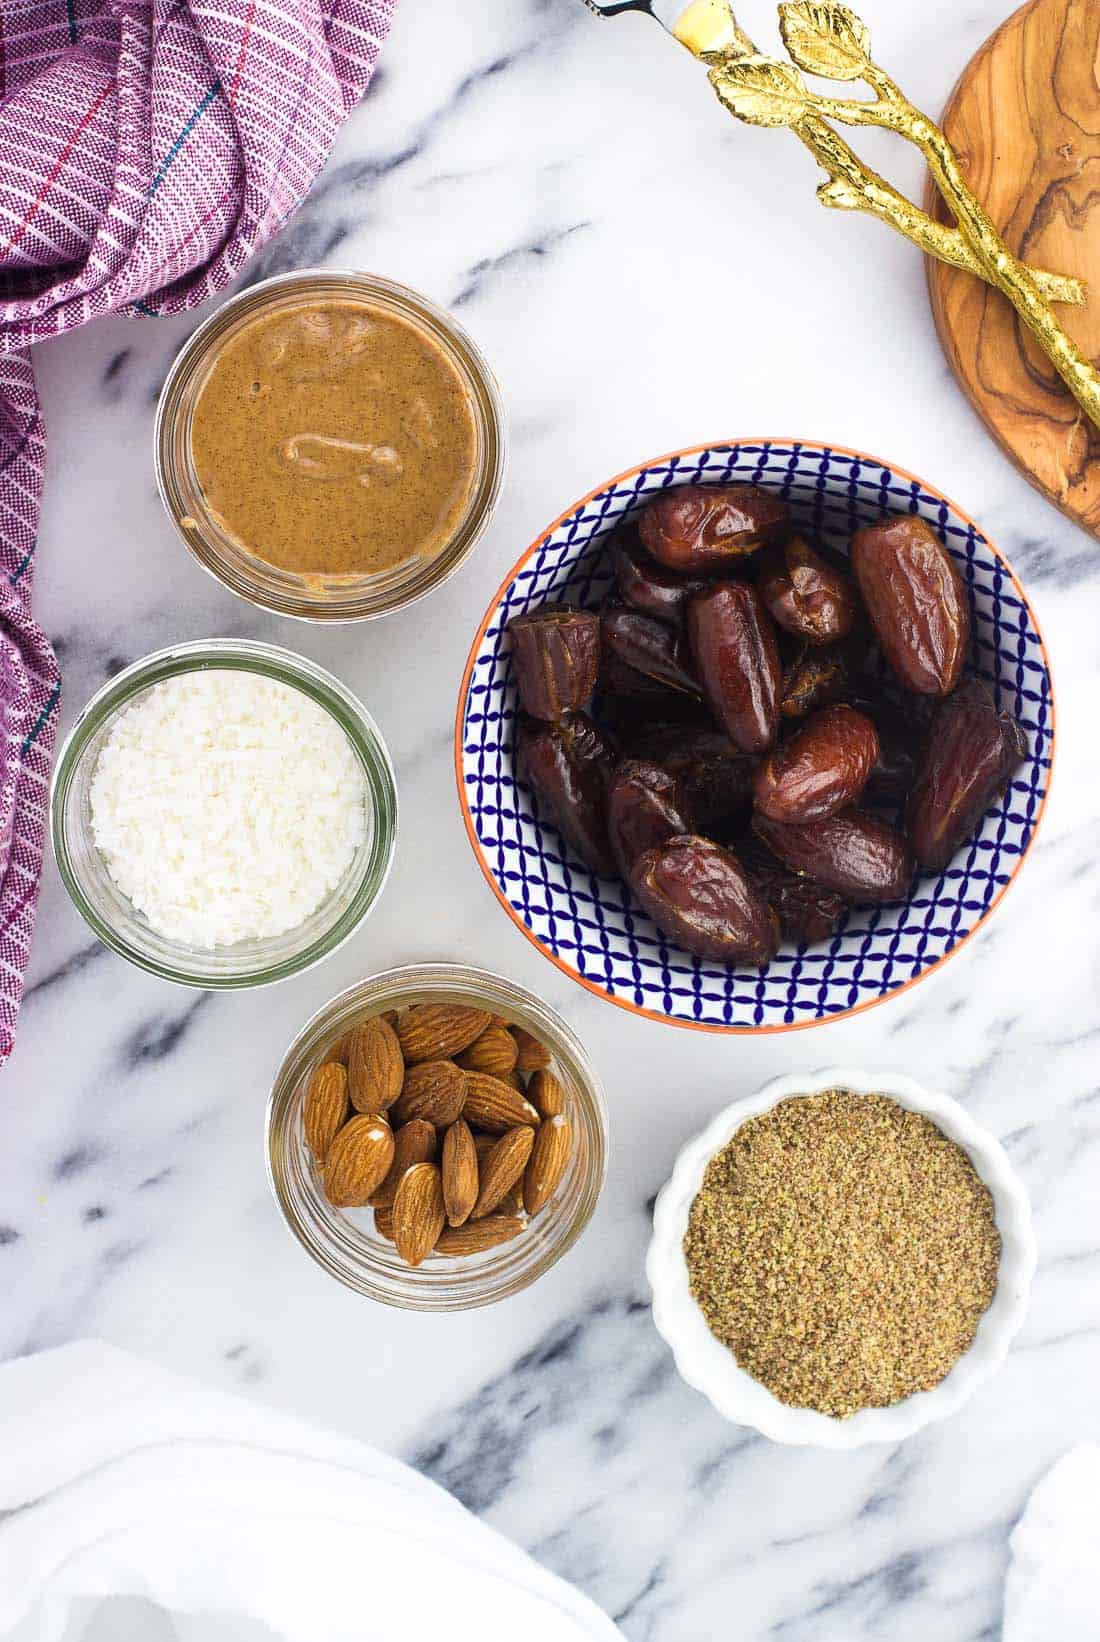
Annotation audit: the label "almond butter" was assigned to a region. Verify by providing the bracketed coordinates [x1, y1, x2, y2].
[473, 1126, 535, 1219]
[392, 1162, 446, 1267]
[396, 1005, 491, 1065]
[457, 1025, 519, 1079]
[323, 1115, 395, 1208]
[303, 1061, 349, 1161]
[391, 1059, 467, 1127]
[369, 1118, 437, 1207]
[347, 1016, 404, 1114]
[436, 1216, 525, 1256]
[441, 1118, 478, 1227]
[528, 1067, 566, 1118]
[524, 1115, 573, 1215]
[462, 1072, 539, 1135]
[512, 1026, 551, 1077]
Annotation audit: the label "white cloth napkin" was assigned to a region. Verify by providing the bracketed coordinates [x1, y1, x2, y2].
[1004, 1444, 1100, 1642]
[0, 1341, 622, 1642]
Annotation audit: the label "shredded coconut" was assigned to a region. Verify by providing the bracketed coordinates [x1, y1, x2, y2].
[89, 670, 368, 947]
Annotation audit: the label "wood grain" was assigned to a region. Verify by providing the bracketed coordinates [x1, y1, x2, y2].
[925, 0, 1100, 538]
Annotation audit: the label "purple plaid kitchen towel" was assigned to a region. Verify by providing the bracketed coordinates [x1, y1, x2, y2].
[0, 0, 396, 1065]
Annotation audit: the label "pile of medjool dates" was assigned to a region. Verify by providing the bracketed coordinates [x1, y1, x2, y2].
[510, 483, 1027, 968]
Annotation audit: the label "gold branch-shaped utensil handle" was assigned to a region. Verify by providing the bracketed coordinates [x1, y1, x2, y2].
[701, 2, 1100, 427]
[620, 0, 1083, 306]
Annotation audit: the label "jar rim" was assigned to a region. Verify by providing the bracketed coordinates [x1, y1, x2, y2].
[154, 269, 507, 623]
[266, 963, 610, 1309]
[50, 638, 399, 987]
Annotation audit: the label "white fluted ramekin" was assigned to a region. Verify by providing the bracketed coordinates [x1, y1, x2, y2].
[647, 1066, 1036, 1449]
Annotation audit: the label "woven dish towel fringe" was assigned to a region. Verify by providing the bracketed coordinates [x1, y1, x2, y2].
[0, 0, 397, 1066]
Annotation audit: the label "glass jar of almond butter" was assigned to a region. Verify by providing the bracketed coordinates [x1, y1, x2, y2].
[156, 271, 506, 622]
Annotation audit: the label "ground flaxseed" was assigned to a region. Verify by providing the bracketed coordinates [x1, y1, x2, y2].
[683, 1090, 1001, 1418]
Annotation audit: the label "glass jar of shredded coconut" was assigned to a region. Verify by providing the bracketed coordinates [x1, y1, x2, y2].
[50, 641, 398, 987]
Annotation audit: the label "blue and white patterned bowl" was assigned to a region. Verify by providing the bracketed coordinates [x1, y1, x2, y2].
[455, 440, 1054, 1033]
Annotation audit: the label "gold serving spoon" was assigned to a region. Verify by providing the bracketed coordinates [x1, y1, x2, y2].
[579, 0, 1100, 431]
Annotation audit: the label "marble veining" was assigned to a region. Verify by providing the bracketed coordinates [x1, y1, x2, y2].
[2, 0, 1099, 1636]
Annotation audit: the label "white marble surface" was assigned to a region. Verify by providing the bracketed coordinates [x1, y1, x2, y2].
[4, 1, 1100, 1636]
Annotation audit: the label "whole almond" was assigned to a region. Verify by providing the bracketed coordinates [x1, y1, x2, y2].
[524, 1115, 573, 1215]
[441, 1119, 479, 1227]
[473, 1133, 496, 1164]
[396, 1005, 491, 1065]
[463, 1072, 539, 1135]
[391, 1060, 467, 1126]
[528, 1067, 566, 1118]
[393, 1162, 446, 1267]
[473, 1126, 535, 1219]
[323, 1115, 395, 1208]
[370, 1119, 437, 1208]
[458, 1025, 520, 1079]
[303, 1061, 349, 1161]
[374, 1205, 395, 1241]
[436, 1216, 525, 1256]
[503, 1069, 528, 1093]
[512, 1026, 551, 1077]
[347, 1016, 404, 1114]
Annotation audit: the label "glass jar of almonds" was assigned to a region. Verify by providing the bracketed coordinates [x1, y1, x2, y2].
[266, 963, 609, 1310]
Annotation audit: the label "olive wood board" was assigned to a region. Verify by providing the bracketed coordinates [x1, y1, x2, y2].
[925, 0, 1100, 540]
